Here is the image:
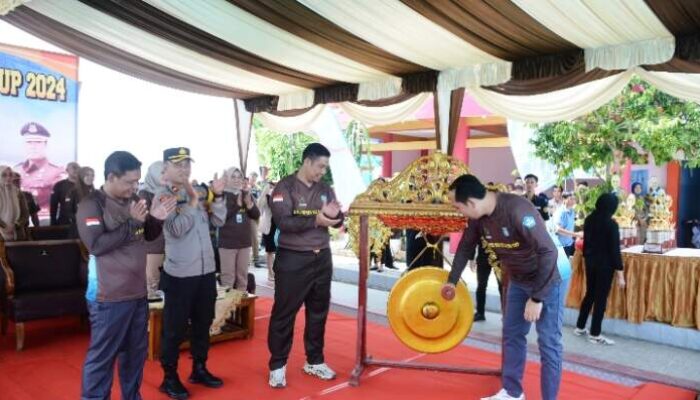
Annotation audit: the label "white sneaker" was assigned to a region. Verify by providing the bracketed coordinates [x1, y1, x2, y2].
[302, 362, 337, 380]
[269, 365, 286, 388]
[481, 388, 525, 400]
[588, 334, 615, 345]
[573, 327, 588, 336]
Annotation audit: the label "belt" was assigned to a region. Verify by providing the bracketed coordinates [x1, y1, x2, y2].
[280, 247, 329, 255]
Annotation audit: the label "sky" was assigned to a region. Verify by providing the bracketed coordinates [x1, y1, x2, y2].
[0, 20, 248, 185]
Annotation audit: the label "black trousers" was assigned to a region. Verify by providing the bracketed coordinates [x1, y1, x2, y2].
[563, 244, 575, 258]
[475, 260, 503, 315]
[268, 248, 332, 370]
[160, 272, 217, 368]
[405, 229, 443, 270]
[370, 242, 394, 268]
[576, 260, 615, 337]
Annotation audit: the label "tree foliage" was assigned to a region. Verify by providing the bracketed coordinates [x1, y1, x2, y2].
[531, 76, 700, 186]
[254, 118, 332, 184]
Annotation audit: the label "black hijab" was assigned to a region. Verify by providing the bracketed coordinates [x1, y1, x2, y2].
[585, 192, 619, 238]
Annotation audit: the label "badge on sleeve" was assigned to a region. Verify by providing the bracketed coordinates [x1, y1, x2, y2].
[272, 194, 284, 203]
[522, 215, 536, 229]
[85, 217, 100, 227]
[321, 194, 328, 204]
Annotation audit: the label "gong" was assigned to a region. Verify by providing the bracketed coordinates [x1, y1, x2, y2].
[387, 267, 474, 353]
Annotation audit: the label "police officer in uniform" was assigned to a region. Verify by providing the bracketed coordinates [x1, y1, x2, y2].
[50, 161, 81, 226]
[267, 143, 343, 388]
[13, 122, 68, 218]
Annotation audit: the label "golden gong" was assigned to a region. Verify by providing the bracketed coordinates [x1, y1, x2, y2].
[387, 267, 474, 353]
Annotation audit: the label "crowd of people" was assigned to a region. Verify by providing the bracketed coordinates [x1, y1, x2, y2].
[1, 144, 637, 400]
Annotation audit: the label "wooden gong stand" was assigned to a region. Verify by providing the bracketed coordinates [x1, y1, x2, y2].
[349, 214, 505, 386]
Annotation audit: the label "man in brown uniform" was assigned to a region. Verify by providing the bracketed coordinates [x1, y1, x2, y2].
[50, 161, 81, 225]
[268, 143, 343, 388]
[442, 174, 562, 400]
[78, 151, 176, 400]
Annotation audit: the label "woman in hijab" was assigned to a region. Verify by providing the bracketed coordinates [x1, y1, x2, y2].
[138, 161, 166, 299]
[68, 167, 96, 237]
[257, 180, 277, 282]
[574, 192, 626, 345]
[0, 166, 28, 241]
[218, 167, 260, 292]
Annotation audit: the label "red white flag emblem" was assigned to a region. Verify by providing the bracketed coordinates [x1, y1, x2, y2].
[85, 217, 101, 227]
[272, 194, 284, 203]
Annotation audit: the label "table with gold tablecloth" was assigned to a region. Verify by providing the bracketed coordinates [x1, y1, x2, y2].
[565, 246, 700, 330]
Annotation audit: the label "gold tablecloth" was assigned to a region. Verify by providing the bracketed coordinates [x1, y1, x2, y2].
[565, 248, 700, 330]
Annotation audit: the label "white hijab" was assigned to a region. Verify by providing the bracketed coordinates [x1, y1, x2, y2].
[224, 167, 243, 194]
[0, 166, 20, 230]
[142, 161, 164, 194]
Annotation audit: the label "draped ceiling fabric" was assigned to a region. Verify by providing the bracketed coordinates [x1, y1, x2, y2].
[3, 0, 700, 155]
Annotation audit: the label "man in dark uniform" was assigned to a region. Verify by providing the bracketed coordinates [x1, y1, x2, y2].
[524, 173, 549, 221]
[442, 174, 562, 400]
[13, 122, 67, 217]
[12, 172, 40, 227]
[268, 143, 343, 388]
[50, 161, 81, 225]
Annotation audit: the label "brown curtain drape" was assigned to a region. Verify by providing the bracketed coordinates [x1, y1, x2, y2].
[447, 88, 465, 155]
[1, 7, 255, 99]
[228, 0, 424, 75]
[80, 0, 331, 89]
[234, 100, 254, 176]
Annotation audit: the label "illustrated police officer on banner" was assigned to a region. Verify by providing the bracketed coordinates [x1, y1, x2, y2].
[13, 122, 67, 214]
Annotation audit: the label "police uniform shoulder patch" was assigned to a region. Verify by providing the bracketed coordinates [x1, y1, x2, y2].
[522, 215, 536, 229]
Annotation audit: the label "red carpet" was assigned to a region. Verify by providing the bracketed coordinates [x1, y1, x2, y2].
[0, 298, 695, 400]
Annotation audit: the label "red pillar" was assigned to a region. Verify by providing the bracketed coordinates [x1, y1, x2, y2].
[621, 159, 632, 192]
[382, 152, 392, 178]
[382, 134, 393, 178]
[450, 119, 470, 253]
[667, 161, 681, 224]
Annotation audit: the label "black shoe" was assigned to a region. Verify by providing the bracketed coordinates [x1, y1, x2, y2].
[370, 266, 378, 271]
[159, 366, 189, 399]
[474, 312, 486, 322]
[189, 362, 223, 388]
[385, 264, 398, 270]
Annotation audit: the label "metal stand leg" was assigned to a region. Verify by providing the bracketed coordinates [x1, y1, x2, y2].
[350, 215, 369, 386]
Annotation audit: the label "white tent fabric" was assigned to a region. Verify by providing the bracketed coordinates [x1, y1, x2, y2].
[144, 0, 401, 109]
[338, 93, 429, 126]
[512, 0, 675, 71]
[25, 0, 305, 95]
[469, 70, 635, 123]
[311, 107, 366, 211]
[298, 0, 512, 91]
[254, 106, 366, 209]
[298, 0, 509, 71]
[471, 68, 700, 123]
[256, 93, 430, 133]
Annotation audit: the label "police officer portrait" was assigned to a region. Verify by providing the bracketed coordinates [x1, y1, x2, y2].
[1, 121, 78, 220]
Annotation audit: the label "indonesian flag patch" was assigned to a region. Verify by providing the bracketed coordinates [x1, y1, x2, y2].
[272, 194, 284, 203]
[85, 217, 101, 227]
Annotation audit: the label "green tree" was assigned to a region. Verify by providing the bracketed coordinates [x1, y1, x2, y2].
[531, 77, 700, 184]
[531, 76, 700, 216]
[253, 118, 333, 184]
